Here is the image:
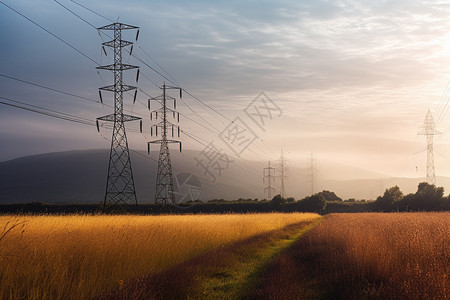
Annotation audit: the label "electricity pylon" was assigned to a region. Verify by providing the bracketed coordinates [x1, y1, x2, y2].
[279, 148, 287, 198]
[263, 161, 275, 200]
[418, 109, 440, 184]
[308, 152, 316, 195]
[96, 23, 142, 211]
[148, 83, 182, 205]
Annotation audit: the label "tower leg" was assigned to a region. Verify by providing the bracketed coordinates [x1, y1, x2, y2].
[104, 121, 137, 209]
[155, 140, 175, 205]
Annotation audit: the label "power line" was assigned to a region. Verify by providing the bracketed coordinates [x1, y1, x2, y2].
[434, 80, 450, 127]
[0, 96, 95, 126]
[139, 87, 219, 134]
[71, 6, 232, 129]
[50, 0, 160, 94]
[0, 72, 149, 118]
[50, 0, 278, 157]
[0, 92, 262, 182]
[0, 72, 253, 173]
[54, 0, 179, 96]
[10, 0, 277, 169]
[0, 95, 199, 176]
[50, 0, 157, 115]
[69, 0, 113, 22]
[135, 52, 232, 126]
[180, 129, 260, 178]
[0, 73, 98, 103]
[0, 0, 99, 66]
[54, 0, 97, 28]
[135, 44, 180, 87]
[51, 0, 261, 142]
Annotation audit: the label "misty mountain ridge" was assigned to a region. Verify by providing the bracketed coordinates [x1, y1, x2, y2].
[0, 149, 445, 204]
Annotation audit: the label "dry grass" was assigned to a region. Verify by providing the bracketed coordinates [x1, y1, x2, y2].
[251, 213, 450, 300]
[102, 218, 322, 300]
[0, 213, 319, 299]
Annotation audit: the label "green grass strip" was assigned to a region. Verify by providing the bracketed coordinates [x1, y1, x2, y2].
[198, 218, 323, 299]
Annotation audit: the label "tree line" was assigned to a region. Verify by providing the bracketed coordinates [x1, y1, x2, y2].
[0, 182, 449, 214]
[374, 182, 450, 212]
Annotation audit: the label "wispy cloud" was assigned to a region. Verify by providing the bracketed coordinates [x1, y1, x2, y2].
[2, 0, 450, 178]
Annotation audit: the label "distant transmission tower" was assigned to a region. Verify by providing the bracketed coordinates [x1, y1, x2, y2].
[308, 153, 316, 195]
[263, 161, 276, 199]
[148, 84, 182, 205]
[96, 23, 142, 210]
[279, 149, 287, 198]
[418, 109, 440, 184]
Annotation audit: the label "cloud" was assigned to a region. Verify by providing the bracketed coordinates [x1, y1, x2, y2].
[2, 0, 450, 180]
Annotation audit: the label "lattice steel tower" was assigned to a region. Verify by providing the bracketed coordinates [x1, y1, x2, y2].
[418, 109, 440, 184]
[279, 149, 287, 198]
[96, 23, 142, 210]
[148, 84, 182, 205]
[263, 161, 276, 199]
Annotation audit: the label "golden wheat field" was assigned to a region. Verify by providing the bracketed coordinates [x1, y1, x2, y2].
[252, 212, 450, 300]
[0, 213, 319, 299]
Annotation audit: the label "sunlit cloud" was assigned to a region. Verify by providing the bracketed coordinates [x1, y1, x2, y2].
[2, 0, 450, 181]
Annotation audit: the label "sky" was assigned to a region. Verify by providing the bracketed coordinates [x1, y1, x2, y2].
[2, 0, 450, 181]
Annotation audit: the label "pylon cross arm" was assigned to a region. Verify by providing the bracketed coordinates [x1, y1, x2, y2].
[98, 23, 139, 30]
[97, 114, 115, 122]
[122, 114, 141, 122]
[148, 140, 180, 144]
[99, 84, 137, 92]
[98, 114, 141, 122]
[97, 64, 139, 71]
[102, 40, 133, 48]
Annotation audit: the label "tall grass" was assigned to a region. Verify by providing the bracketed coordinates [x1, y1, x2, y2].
[104, 218, 322, 299]
[252, 213, 449, 299]
[0, 213, 319, 299]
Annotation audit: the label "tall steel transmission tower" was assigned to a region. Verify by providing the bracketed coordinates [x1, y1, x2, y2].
[148, 84, 182, 205]
[96, 23, 142, 210]
[279, 149, 287, 198]
[263, 161, 276, 200]
[418, 109, 440, 184]
[308, 153, 316, 195]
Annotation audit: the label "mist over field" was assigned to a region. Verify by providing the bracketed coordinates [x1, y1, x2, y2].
[1, 149, 449, 204]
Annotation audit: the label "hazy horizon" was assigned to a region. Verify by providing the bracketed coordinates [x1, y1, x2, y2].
[2, 148, 447, 202]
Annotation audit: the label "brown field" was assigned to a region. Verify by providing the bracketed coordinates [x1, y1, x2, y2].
[0, 213, 319, 300]
[251, 213, 450, 300]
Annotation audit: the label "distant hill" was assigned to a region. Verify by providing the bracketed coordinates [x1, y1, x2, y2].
[0, 149, 260, 204]
[0, 149, 446, 204]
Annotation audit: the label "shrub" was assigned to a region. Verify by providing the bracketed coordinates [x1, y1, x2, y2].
[299, 193, 327, 212]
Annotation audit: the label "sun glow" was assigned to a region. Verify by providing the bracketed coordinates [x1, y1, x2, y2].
[442, 33, 450, 56]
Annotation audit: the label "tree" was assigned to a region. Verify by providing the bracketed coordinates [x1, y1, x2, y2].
[299, 193, 327, 212]
[286, 197, 295, 203]
[394, 182, 445, 211]
[271, 194, 286, 206]
[396, 193, 415, 211]
[320, 190, 342, 202]
[375, 186, 403, 211]
[411, 182, 444, 211]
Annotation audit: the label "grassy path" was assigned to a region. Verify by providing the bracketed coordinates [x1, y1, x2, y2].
[100, 217, 322, 299]
[200, 218, 322, 299]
